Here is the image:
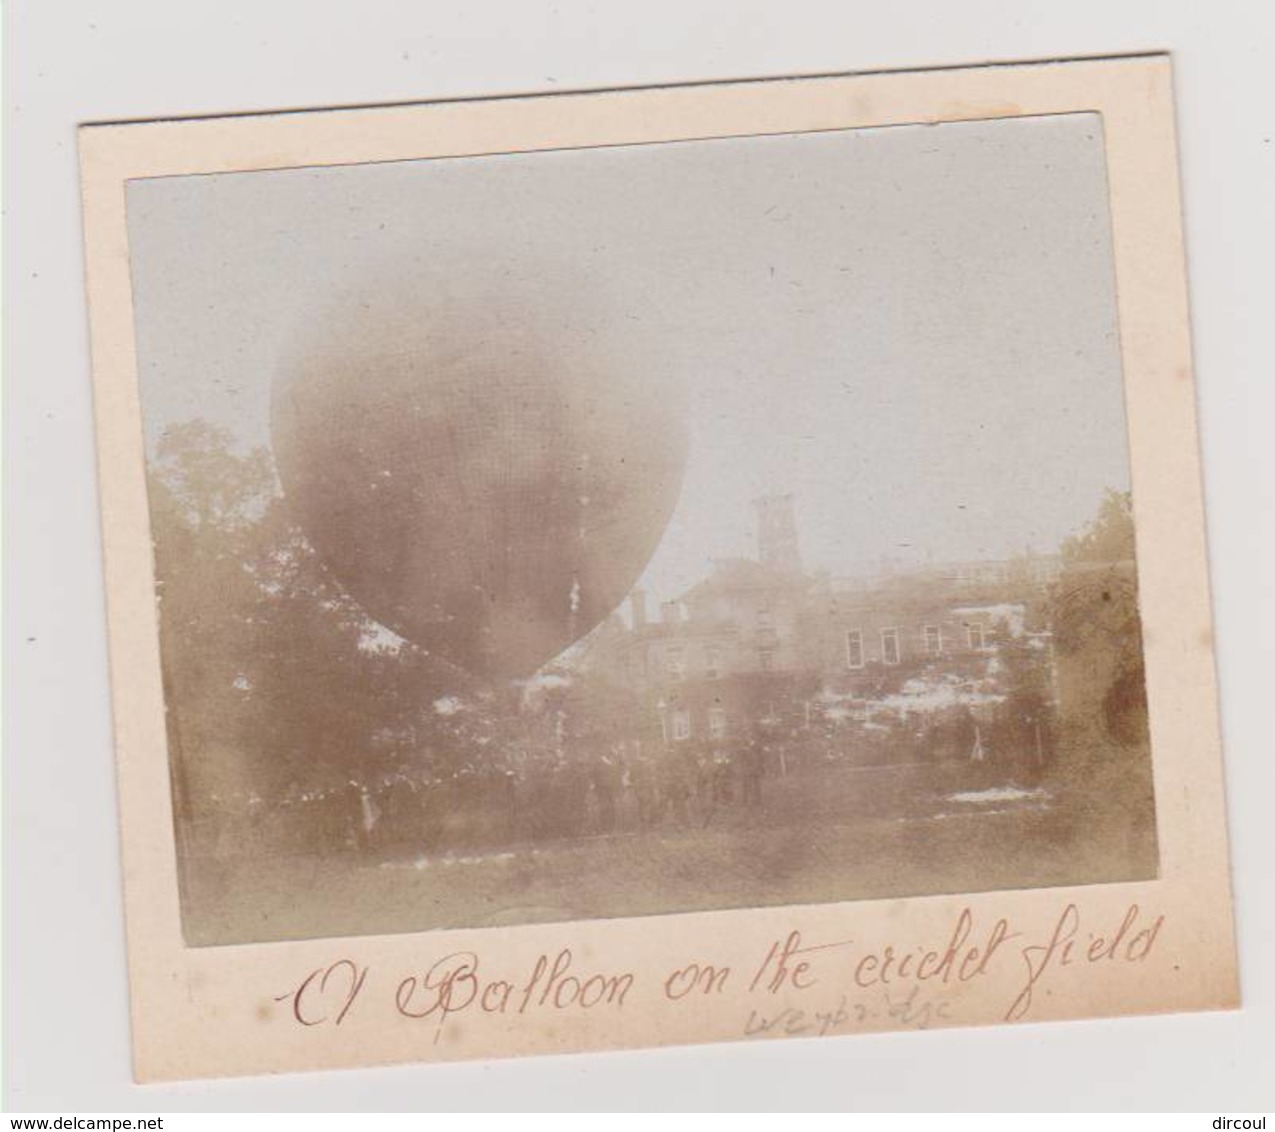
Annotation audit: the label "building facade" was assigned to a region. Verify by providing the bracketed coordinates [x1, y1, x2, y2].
[584, 495, 1061, 763]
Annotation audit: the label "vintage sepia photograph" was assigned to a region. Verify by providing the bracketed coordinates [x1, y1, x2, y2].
[125, 111, 1157, 949]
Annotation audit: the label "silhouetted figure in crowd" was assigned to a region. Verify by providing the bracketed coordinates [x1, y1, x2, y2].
[591, 750, 622, 834]
[660, 745, 692, 828]
[711, 744, 734, 804]
[739, 739, 765, 809]
[631, 752, 658, 829]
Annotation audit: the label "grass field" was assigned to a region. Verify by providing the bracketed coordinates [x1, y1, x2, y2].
[180, 757, 1158, 947]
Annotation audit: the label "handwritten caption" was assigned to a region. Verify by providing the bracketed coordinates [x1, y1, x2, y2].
[273, 901, 1163, 1042]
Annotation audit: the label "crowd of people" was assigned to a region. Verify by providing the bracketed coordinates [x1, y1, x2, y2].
[185, 692, 1055, 867]
[194, 738, 772, 863]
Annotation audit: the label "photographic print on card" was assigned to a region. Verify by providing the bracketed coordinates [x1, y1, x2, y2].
[81, 59, 1236, 1080]
[125, 112, 1154, 947]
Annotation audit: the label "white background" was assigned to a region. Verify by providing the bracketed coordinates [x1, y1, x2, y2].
[5, 0, 1273, 1113]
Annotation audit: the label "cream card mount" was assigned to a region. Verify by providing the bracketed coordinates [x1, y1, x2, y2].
[79, 55, 1235, 1081]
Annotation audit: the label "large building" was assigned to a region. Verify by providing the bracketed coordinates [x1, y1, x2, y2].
[585, 495, 1060, 760]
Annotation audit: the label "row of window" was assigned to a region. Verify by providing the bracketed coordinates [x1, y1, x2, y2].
[632, 645, 724, 683]
[635, 622, 990, 680]
[658, 644, 776, 679]
[844, 624, 986, 669]
[952, 562, 1060, 585]
[665, 706, 728, 742]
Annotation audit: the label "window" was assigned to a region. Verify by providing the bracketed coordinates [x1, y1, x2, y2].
[672, 710, 692, 742]
[708, 707, 727, 740]
[705, 646, 722, 680]
[966, 623, 986, 650]
[845, 629, 864, 669]
[666, 646, 685, 681]
[924, 625, 942, 655]
[881, 628, 900, 666]
[758, 648, 775, 672]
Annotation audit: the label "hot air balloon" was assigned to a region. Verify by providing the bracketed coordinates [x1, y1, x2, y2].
[271, 285, 688, 681]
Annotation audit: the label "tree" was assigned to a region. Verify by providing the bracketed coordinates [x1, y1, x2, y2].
[1044, 490, 1155, 870]
[1050, 489, 1146, 743]
[1060, 488, 1136, 564]
[149, 423, 480, 815]
[148, 424, 277, 819]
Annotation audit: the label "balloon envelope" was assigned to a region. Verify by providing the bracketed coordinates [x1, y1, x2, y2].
[271, 293, 687, 680]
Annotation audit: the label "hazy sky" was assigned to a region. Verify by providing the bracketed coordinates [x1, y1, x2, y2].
[128, 112, 1130, 606]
